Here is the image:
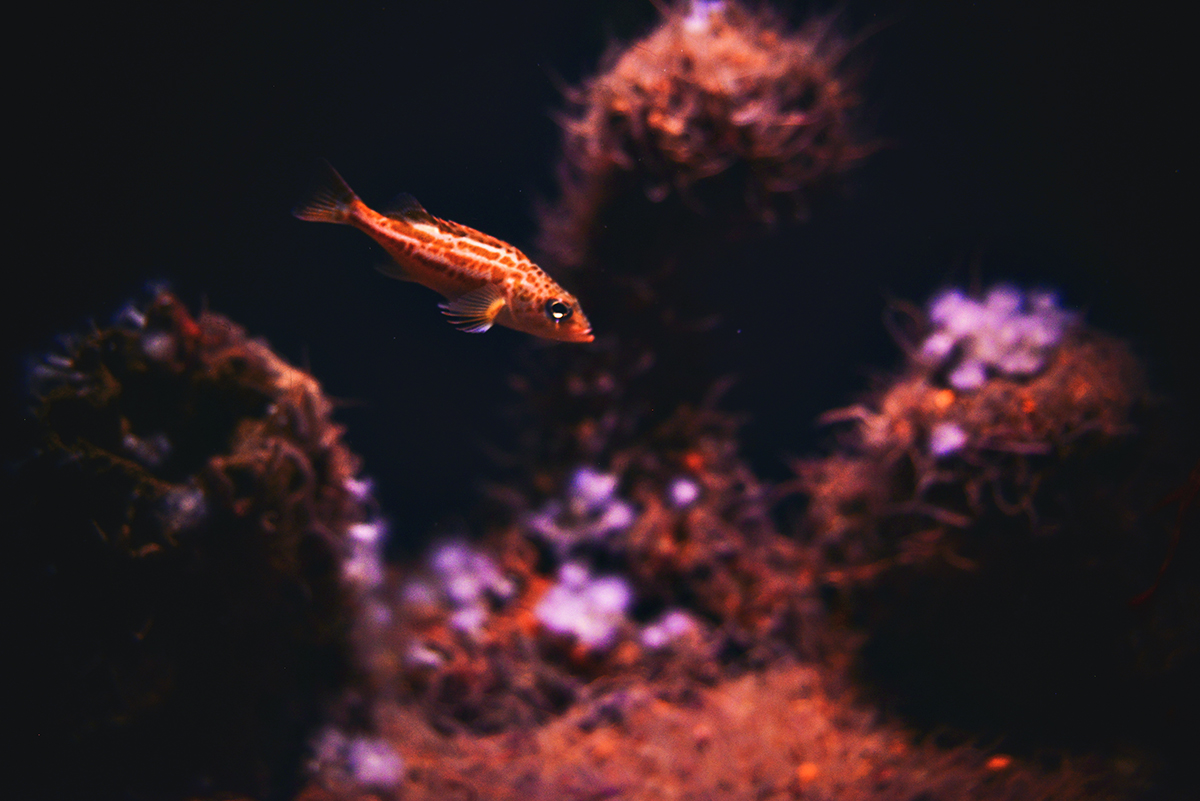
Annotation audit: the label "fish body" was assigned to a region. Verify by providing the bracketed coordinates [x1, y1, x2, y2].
[293, 164, 593, 343]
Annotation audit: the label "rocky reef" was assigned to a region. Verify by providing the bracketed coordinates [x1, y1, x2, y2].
[539, 0, 869, 270]
[8, 2, 1197, 800]
[8, 292, 380, 801]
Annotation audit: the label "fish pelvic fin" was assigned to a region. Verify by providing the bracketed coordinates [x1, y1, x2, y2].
[374, 261, 416, 283]
[293, 161, 359, 223]
[438, 284, 506, 333]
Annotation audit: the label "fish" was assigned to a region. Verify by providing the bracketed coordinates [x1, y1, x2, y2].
[293, 163, 594, 343]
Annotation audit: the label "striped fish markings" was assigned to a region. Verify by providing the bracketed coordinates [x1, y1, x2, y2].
[293, 164, 593, 342]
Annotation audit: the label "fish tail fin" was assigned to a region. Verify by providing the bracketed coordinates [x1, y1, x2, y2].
[293, 161, 359, 223]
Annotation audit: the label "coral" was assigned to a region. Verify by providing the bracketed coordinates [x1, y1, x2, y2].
[600, 402, 816, 656]
[798, 284, 1143, 562]
[308, 727, 406, 795]
[349, 398, 817, 739]
[356, 663, 1147, 801]
[516, 400, 818, 663]
[791, 284, 1200, 762]
[423, 538, 516, 636]
[8, 291, 373, 801]
[535, 562, 633, 651]
[639, 607, 700, 649]
[919, 285, 1078, 390]
[539, 0, 869, 269]
[525, 465, 637, 558]
[385, 533, 587, 733]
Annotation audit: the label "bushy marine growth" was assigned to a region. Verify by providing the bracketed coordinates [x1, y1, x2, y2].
[799, 285, 1141, 564]
[791, 285, 1200, 753]
[9, 291, 373, 801]
[518, 1, 872, 491]
[539, 0, 868, 269]
[368, 511, 1149, 800]
[429, 3, 863, 717]
[374, 399, 817, 736]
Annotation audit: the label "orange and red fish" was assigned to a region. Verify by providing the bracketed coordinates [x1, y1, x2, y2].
[293, 164, 594, 343]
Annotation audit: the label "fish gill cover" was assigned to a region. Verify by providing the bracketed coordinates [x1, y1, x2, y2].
[6, 1, 1198, 800]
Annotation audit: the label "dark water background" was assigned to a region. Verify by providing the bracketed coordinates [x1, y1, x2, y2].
[7, 1, 1194, 547]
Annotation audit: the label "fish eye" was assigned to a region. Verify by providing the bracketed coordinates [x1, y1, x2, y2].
[545, 299, 573, 322]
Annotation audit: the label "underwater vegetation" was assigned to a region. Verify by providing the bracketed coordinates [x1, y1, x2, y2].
[9, 1, 1197, 800]
[8, 292, 381, 801]
[367, 403, 814, 739]
[799, 284, 1143, 563]
[793, 284, 1200, 758]
[504, 0, 873, 492]
[305, 2, 1189, 798]
[539, 0, 868, 271]
[336, 261, 1188, 799]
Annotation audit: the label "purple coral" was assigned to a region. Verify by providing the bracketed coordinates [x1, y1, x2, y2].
[668, 476, 701, 508]
[526, 466, 636, 557]
[309, 728, 406, 792]
[928, 421, 968, 458]
[424, 539, 514, 636]
[920, 285, 1077, 390]
[569, 465, 620, 514]
[535, 563, 633, 650]
[344, 521, 388, 590]
[640, 609, 699, 650]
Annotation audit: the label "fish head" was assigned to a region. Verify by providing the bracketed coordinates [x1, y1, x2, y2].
[507, 289, 594, 343]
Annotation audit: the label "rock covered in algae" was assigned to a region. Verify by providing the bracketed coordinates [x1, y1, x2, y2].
[372, 398, 816, 737]
[792, 284, 1200, 757]
[8, 291, 373, 801]
[797, 284, 1144, 563]
[539, 0, 870, 269]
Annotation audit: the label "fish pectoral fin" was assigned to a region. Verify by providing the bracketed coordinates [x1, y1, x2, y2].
[375, 261, 416, 282]
[438, 284, 506, 333]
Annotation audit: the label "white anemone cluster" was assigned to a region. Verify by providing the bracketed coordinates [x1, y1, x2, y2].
[920, 285, 1076, 391]
[526, 466, 636, 557]
[401, 540, 515, 638]
[343, 520, 388, 590]
[640, 609, 699, 649]
[535, 562, 633, 651]
[309, 728, 406, 791]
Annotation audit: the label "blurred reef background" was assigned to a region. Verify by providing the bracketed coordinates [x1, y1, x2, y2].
[5, 1, 1197, 800]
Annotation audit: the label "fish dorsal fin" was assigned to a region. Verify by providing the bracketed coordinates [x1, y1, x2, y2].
[382, 193, 437, 225]
[438, 284, 506, 333]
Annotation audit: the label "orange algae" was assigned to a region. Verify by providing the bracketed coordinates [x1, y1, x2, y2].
[344, 663, 1137, 801]
[540, 0, 870, 268]
[797, 327, 1145, 560]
